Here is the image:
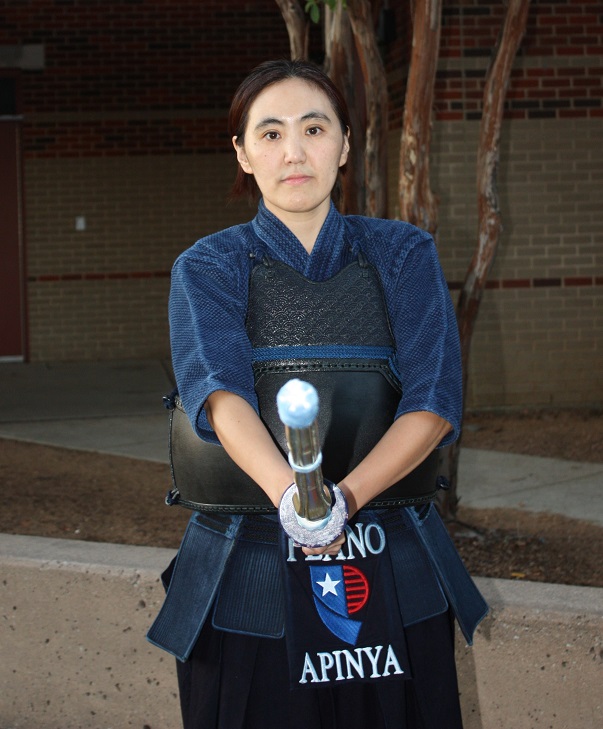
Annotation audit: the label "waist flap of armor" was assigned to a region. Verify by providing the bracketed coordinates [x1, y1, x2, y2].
[166, 255, 440, 513]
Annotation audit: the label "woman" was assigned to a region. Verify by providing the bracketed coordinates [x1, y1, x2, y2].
[148, 59, 487, 729]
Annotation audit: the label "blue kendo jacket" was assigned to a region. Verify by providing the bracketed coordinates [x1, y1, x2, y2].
[147, 201, 488, 662]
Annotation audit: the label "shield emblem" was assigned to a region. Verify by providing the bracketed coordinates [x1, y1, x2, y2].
[310, 564, 370, 644]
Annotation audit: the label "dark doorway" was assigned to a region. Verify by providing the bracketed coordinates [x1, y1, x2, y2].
[0, 76, 27, 361]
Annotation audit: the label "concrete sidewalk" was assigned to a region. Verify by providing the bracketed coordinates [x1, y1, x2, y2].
[0, 358, 601, 525]
[0, 358, 174, 462]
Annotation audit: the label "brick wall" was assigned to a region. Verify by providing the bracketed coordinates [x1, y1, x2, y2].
[386, 0, 603, 125]
[435, 0, 603, 122]
[13, 0, 292, 156]
[384, 0, 603, 408]
[1, 0, 601, 408]
[3, 0, 289, 362]
[386, 113, 602, 408]
[24, 154, 252, 360]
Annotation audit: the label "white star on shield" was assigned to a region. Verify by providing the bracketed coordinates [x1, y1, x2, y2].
[316, 571, 340, 596]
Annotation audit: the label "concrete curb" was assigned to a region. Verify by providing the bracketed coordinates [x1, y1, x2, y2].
[2, 534, 602, 729]
[1, 534, 179, 729]
[456, 578, 603, 728]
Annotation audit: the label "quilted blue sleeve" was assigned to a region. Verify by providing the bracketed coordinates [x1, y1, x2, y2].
[390, 236, 463, 447]
[168, 245, 257, 443]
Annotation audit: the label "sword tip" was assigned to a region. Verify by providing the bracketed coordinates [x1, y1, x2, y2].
[277, 378, 319, 429]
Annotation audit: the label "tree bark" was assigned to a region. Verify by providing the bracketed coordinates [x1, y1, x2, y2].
[324, 4, 366, 214]
[398, 0, 441, 234]
[346, 0, 389, 218]
[442, 0, 531, 520]
[275, 0, 309, 60]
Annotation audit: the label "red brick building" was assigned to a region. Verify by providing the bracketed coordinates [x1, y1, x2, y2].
[1, 0, 601, 408]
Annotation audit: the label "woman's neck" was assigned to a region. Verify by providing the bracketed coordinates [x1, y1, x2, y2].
[264, 201, 330, 254]
[285, 217, 323, 254]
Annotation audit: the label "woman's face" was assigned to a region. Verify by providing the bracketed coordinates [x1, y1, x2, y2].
[233, 77, 349, 225]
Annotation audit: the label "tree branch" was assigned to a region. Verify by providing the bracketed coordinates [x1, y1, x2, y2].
[443, 0, 531, 520]
[399, 0, 442, 234]
[346, 0, 389, 218]
[275, 0, 309, 60]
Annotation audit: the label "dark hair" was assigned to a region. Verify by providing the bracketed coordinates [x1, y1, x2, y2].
[228, 59, 350, 202]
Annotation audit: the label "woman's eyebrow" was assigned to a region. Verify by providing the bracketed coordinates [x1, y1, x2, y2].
[253, 110, 333, 131]
[301, 110, 332, 123]
[254, 116, 283, 131]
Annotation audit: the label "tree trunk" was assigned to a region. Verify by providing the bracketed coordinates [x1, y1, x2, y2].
[324, 4, 366, 214]
[346, 0, 389, 218]
[442, 0, 531, 520]
[398, 0, 441, 234]
[275, 0, 309, 60]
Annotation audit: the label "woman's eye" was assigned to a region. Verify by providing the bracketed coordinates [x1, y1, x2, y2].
[264, 131, 280, 140]
[307, 126, 322, 136]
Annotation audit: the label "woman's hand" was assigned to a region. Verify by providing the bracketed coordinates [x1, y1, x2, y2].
[300, 530, 346, 557]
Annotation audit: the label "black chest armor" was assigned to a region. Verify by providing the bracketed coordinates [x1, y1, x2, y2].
[166, 256, 440, 512]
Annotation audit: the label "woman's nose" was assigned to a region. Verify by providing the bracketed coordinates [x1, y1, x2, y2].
[283, 135, 306, 164]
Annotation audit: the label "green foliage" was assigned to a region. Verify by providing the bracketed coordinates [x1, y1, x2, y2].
[305, 0, 347, 24]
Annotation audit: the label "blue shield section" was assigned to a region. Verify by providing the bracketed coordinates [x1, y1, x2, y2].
[310, 565, 362, 644]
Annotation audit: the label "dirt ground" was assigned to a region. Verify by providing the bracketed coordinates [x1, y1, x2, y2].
[1, 407, 602, 588]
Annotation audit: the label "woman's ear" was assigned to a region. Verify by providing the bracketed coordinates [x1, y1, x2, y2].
[232, 136, 252, 174]
[339, 128, 350, 168]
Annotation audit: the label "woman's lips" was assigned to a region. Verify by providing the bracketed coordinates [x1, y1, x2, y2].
[282, 174, 311, 185]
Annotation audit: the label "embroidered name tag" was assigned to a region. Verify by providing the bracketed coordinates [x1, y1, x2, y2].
[280, 514, 410, 688]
